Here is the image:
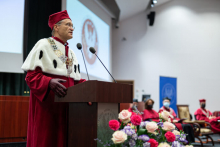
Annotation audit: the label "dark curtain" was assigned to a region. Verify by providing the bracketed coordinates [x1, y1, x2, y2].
[0, 0, 61, 96]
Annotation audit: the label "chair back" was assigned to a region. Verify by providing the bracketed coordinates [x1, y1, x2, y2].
[176, 105, 191, 121]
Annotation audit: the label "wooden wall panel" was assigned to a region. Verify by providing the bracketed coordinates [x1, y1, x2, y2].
[0, 96, 29, 143]
[120, 103, 130, 112]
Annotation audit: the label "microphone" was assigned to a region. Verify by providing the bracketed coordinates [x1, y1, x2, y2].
[76, 43, 90, 80]
[89, 47, 117, 83]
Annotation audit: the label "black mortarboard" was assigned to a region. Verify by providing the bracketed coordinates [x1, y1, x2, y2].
[163, 97, 171, 101]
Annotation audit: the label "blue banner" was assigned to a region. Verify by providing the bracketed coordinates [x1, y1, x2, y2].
[159, 76, 177, 115]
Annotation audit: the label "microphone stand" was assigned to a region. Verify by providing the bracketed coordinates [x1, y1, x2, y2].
[94, 53, 117, 83]
[80, 50, 90, 80]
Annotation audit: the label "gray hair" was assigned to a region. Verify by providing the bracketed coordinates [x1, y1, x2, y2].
[51, 20, 63, 36]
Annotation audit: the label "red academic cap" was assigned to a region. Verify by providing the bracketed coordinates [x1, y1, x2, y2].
[199, 99, 206, 103]
[48, 10, 71, 30]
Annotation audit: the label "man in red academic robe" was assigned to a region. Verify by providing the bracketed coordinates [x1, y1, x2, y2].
[21, 10, 86, 147]
[159, 97, 195, 143]
[142, 98, 159, 122]
[158, 97, 178, 121]
[194, 99, 220, 133]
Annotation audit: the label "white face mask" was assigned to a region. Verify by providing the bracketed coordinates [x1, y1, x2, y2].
[164, 102, 170, 108]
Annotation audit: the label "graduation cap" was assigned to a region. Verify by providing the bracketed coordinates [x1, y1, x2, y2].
[133, 99, 138, 103]
[48, 10, 71, 30]
[199, 99, 206, 103]
[163, 97, 171, 101]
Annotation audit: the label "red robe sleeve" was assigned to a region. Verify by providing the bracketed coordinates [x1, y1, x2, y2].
[194, 109, 210, 122]
[171, 109, 179, 120]
[158, 109, 163, 114]
[74, 79, 86, 85]
[143, 109, 159, 122]
[25, 67, 52, 102]
[210, 116, 220, 133]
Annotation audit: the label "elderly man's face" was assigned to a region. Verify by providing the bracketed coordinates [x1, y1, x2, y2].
[55, 19, 74, 41]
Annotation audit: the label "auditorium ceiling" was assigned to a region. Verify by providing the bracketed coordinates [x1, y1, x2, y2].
[116, 0, 172, 21]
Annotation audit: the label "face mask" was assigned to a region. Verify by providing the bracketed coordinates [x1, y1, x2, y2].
[147, 105, 153, 109]
[201, 104, 206, 109]
[164, 102, 170, 108]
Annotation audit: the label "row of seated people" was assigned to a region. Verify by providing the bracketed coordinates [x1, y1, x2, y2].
[128, 97, 220, 143]
[128, 97, 195, 143]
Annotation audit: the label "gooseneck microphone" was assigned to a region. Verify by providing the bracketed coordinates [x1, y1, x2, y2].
[89, 47, 117, 83]
[76, 43, 90, 80]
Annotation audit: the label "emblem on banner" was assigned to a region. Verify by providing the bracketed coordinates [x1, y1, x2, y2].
[82, 19, 98, 65]
[162, 83, 176, 105]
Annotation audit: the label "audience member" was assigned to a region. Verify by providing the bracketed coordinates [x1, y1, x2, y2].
[159, 97, 195, 143]
[128, 99, 138, 115]
[158, 97, 178, 122]
[194, 99, 220, 133]
[142, 99, 159, 122]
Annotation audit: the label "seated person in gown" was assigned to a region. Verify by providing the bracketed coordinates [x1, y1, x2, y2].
[142, 98, 159, 122]
[158, 97, 179, 121]
[194, 99, 220, 133]
[159, 97, 195, 143]
[128, 99, 138, 114]
[128, 99, 144, 120]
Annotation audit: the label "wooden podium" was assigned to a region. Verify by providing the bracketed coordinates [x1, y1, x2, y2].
[55, 80, 132, 147]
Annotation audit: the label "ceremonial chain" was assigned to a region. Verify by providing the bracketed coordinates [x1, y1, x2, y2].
[47, 38, 73, 76]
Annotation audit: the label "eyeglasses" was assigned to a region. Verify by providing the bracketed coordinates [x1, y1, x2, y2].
[65, 23, 75, 30]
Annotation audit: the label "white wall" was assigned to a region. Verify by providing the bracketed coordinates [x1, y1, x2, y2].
[112, 0, 220, 115]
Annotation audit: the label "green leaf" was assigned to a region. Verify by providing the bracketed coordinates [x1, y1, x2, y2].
[137, 129, 147, 136]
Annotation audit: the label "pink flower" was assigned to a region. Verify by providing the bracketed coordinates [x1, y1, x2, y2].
[111, 131, 127, 144]
[109, 120, 120, 131]
[165, 131, 176, 142]
[162, 122, 175, 131]
[118, 110, 132, 123]
[130, 115, 142, 126]
[146, 122, 158, 133]
[159, 110, 172, 121]
[148, 139, 158, 147]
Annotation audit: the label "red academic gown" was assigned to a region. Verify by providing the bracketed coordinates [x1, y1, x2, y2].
[142, 109, 159, 122]
[128, 108, 144, 120]
[26, 37, 86, 147]
[194, 108, 212, 122]
[158, 106, 178, 119]
[159, 106, 182, 130]
[194, 108, 220, 133]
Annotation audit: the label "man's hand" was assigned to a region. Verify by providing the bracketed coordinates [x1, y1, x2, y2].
[49, 79, 67, 97]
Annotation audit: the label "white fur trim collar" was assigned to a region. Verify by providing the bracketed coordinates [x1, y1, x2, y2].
[21, 38, 81, 80]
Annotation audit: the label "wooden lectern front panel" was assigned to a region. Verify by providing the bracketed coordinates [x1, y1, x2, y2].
[68, 102, 97, 147]
[55, 81, 133, 103]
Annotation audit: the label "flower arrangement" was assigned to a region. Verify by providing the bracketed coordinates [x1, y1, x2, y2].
[95, 109, 193, 147]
